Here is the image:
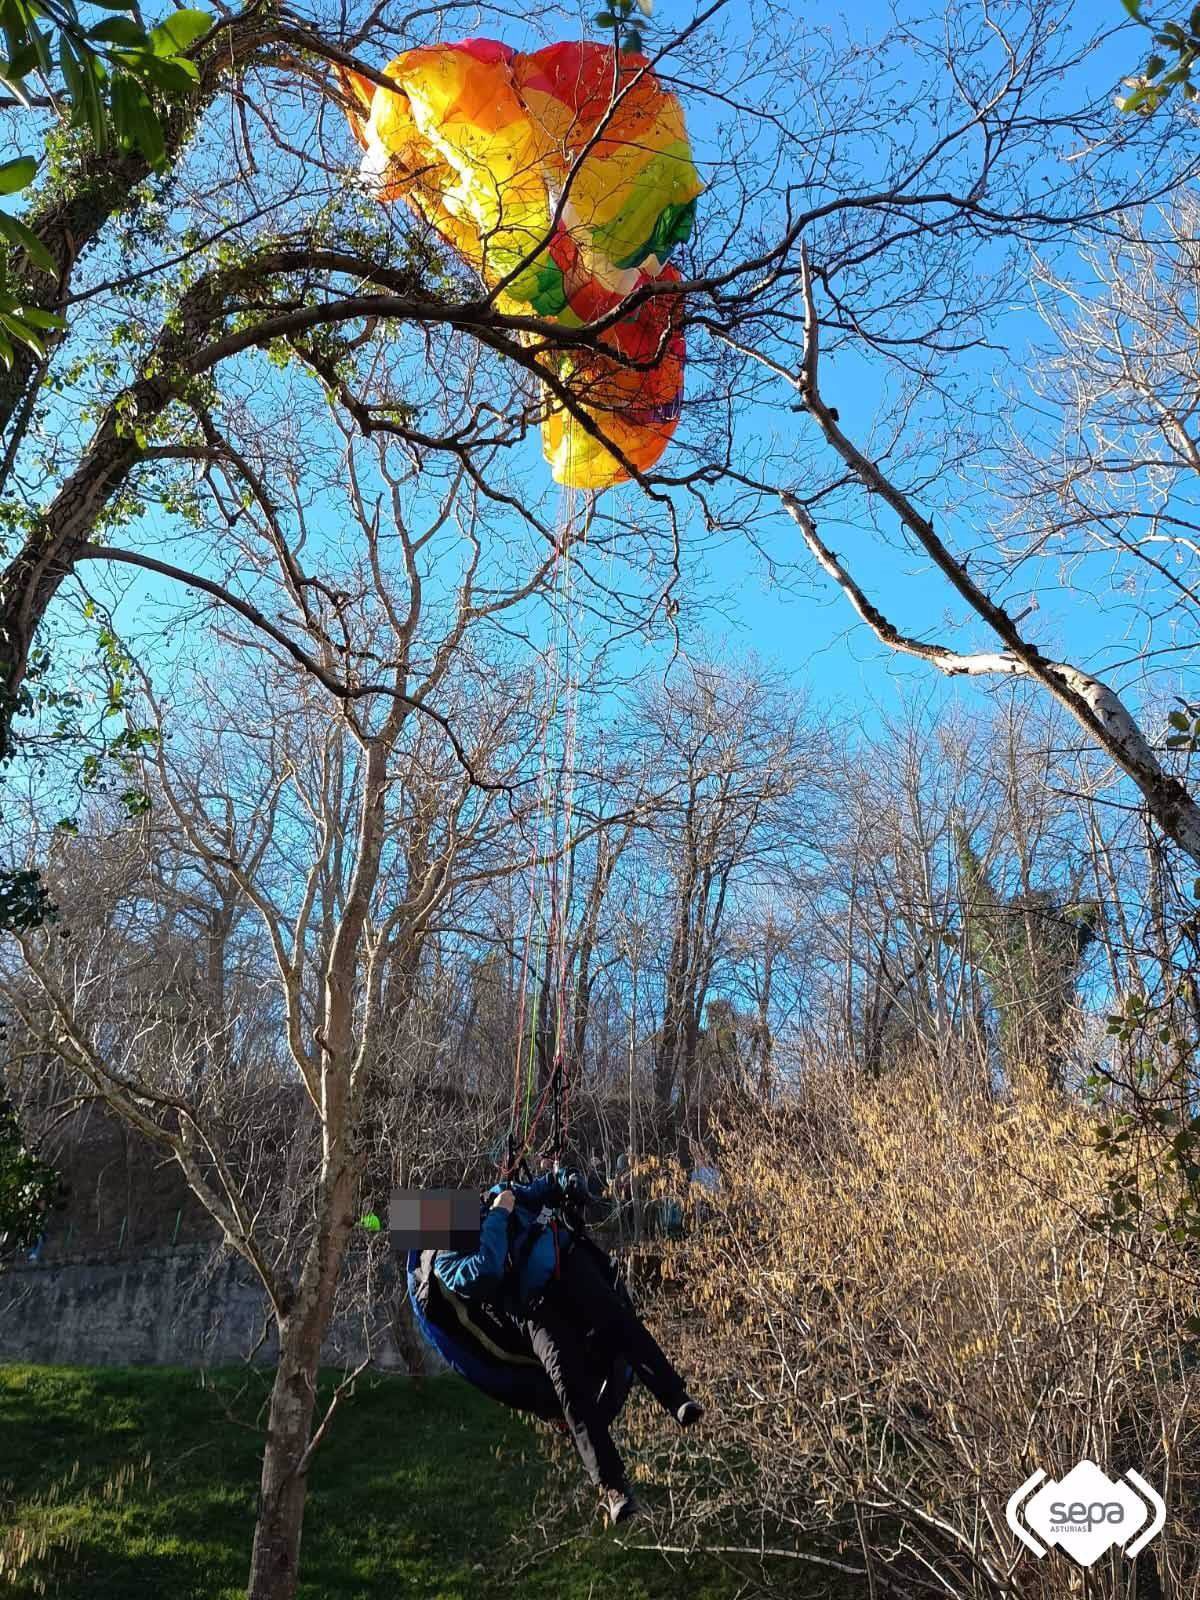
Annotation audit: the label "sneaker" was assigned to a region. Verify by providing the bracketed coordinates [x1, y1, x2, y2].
[675, 1396, 704, 1429]
[600, 1485, 642, 1527]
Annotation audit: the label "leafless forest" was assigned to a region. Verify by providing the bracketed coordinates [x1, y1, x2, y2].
[4, 0, 1200, 1595]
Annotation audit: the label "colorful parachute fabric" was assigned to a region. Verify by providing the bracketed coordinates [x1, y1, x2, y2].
[340, 39, 701, 490]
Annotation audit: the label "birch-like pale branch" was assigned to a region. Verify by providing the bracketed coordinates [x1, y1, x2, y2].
[789, 243, 1200, 867]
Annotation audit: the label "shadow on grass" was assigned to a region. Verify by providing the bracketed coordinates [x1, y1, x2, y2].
[1, 1366, 743, 1600]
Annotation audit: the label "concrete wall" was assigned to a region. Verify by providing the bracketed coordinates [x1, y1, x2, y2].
[0, 1246, 428, 1371]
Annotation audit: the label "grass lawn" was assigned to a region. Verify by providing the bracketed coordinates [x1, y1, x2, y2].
[0, 1364, 746, 1600]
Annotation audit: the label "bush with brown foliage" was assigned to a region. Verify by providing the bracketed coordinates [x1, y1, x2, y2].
[641, 1058, 1200, 1598]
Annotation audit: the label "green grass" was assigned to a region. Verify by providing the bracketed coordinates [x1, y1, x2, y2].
[0, 1364, 742, 1599]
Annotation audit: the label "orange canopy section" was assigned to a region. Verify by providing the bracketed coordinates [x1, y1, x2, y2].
[340, 38, 701, 490]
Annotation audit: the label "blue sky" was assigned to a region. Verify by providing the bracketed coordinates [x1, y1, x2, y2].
[660, 0, 1179, 736]
[55, 0, 1178, 759]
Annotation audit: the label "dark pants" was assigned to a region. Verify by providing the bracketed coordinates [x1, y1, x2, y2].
[521, 1241, 687, 1491]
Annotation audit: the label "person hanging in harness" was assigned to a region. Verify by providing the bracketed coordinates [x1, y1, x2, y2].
[434, 1165, 704, 1527]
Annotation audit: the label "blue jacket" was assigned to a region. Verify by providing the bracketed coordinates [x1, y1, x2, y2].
[434, 1173, 566, 1310]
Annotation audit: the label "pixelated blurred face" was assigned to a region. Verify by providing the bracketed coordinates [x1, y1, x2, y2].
[388, 1188, 481, 1252]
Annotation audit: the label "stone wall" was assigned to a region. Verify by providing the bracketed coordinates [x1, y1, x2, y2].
[0, 1245, 428, 1371]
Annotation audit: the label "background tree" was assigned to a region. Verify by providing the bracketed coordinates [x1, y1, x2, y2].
[637, 663, 814, 1154]
[956, 827, 1098, 1088]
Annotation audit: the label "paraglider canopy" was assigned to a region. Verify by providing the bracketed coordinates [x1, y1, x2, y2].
[339, 38, 702, 489]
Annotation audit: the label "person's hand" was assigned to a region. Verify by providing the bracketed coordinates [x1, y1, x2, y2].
[492, 1189, 515, 1213]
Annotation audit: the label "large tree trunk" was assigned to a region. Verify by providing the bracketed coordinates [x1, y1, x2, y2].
[246, 1161, 356, 1600]
[246, 1322, 323, 1600]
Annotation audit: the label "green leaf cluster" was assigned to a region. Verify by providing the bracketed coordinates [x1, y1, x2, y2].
[0, 0, 210, 159]
[0, 0, 210, 362]
[0, 865, 56, 929]
[592, 0, 648, 57]
[1166, 700, 1200, 753]
[0, 1094, 63, 1251]
[1117, 2, 1200, 113]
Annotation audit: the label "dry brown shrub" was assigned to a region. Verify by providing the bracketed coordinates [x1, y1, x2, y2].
[642, 1058, 1200, 1598]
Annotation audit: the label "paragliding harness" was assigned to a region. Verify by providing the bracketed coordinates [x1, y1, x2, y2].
[404, 1144, 634, 1423]
[405, 1240, 633, 1423]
